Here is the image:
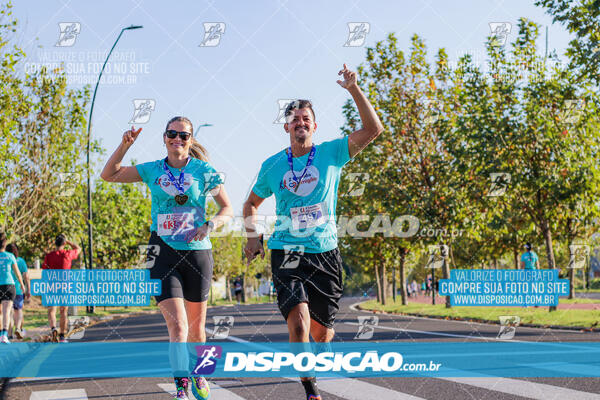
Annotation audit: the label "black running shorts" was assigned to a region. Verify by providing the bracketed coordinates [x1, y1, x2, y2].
[0, 284, 16, 302]
[148, 231, 214, 304]
[271, 248, 344, 328]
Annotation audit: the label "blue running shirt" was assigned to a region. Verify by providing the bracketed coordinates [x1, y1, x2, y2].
[0, 251, 17, 285]
[252, 136, 352, 253]
[136, 157, 224, 250]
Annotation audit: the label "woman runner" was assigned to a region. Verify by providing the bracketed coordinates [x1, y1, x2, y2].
[101, 116, 233, 400]
[0, 233, 26, 344]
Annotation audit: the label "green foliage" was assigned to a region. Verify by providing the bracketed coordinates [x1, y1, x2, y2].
[0, 3, 151, 270]
[536, 0, 600, 84]
[339, 16, 600, 304]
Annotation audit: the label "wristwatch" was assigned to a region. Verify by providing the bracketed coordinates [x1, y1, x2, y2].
[204, 220, 215, 231]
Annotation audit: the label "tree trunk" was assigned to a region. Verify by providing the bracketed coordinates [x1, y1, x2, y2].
[540, 219, 556, 269]
[392, 265, 397, 303]
[513, 248, 519, 269]
[443, 244, 451, 309]
[226, 276, 232, 302]
[374, 263, 382, 303]
[399, 248, 408, 305]
[584, 262, 590, 289]
[380, 264, 387, 306]
[540, 218, 557, 311]
[568, 267, 575, 299]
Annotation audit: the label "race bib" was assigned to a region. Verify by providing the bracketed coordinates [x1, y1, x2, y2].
[157, 212, 195, 239]
[290, 202, 328, 230]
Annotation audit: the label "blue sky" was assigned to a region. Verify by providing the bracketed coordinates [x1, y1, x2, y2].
[13, 0, 571, 214]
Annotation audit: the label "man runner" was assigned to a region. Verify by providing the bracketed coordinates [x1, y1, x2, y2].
[42, 234, 81, 342]
[243, 64, 383, 400]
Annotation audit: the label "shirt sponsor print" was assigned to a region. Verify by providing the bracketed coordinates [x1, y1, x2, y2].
[156, 173, 193, 196]
[281, 166, 319, 197]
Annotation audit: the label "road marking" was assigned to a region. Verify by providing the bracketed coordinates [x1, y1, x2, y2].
[29, 389, 88, 400]
[442, 377, 600, 400]
[343, 321, 509, 341]
[158, 382, 246, 399]
[291, 377, 426, 400]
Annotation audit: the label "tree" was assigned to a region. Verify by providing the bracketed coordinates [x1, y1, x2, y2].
[447, 18, 600, 310]
[536, 0, 600, 84]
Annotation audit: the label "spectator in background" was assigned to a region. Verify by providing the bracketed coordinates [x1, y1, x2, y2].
[233, 277, 243, 304]
[520, 243, 539, 270]
[5, 243, 29, 339]
[42, 234, 80, 343]
[0, 232, 26, 344]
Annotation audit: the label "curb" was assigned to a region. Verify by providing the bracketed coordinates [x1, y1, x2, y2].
[354, 302, 600, 333]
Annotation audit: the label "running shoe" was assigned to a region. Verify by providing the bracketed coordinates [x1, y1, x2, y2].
[14, 328, 24, 339]
[0, 334, 10, 344]
[190, 376, 210, 400]
[173, 377, 190, 400]
[307, 396, 322, 400]
[59, 337, 68, 343]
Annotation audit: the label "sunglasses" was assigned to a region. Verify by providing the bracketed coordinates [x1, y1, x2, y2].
[164, 130, 192, 140]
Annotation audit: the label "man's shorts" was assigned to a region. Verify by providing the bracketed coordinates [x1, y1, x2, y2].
[13, 294, 24, 310]
[271, 248, 344, 328]
[148, 232, 214, 304]
[0, 284, 16, 302]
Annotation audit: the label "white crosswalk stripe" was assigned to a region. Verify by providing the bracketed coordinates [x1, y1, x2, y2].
[29, 389, 88, 400]
[442, 377, 600, 400]
[287, 377, 426, 400]
[312, 377, 426, 400]
[158, 382, 246, 399]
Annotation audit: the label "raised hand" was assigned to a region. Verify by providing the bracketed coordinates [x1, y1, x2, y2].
[122, 126, 142, 148]
[336, 63, 358, 90]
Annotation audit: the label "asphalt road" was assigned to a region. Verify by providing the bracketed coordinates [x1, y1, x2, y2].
[4, 297, 600, 400]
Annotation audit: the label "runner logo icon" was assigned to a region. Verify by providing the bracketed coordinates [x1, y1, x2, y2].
[210, 316, 234, 339]
[199, 23, 225, 47]
[344, 23, 370, 47]
[56, 22, 81, 47]
[192, 345, 222, 375]
[354, 316, 378, 340]
[129, 99, 155, 124]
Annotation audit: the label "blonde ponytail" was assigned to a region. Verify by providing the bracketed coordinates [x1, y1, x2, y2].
[190, 137, 209, 162]
[165, 116, 209, 162]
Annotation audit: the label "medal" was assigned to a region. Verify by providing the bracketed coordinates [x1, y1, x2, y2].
[175, 194, 188, 205]
[286, 145, 316, 193]
[163, 157, 190, 204]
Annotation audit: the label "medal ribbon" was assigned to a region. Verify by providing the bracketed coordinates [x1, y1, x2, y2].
[286, 146, 316, 192]
[162, 157, 190, 196]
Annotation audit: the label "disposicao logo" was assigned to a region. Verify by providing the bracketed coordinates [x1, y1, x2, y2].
[192, 345, 222, 375]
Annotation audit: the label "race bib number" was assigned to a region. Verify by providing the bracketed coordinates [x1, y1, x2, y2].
[290, 202, 328, 230]
[157, 212, 195, 239]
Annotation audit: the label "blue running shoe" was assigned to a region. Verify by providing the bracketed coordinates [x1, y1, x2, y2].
[190, 376, 210, 400]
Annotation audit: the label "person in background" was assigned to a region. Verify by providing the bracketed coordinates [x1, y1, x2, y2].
[0, 232, 26, 344]
[520, 243, 539, 270]
[233, 277, 243, 304]
[42, 234, 80, 343]
[411, 280, 418, 297]
[5, 243, 30, 339]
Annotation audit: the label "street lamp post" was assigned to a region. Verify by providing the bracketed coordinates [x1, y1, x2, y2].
[86, 25, 142, 314]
